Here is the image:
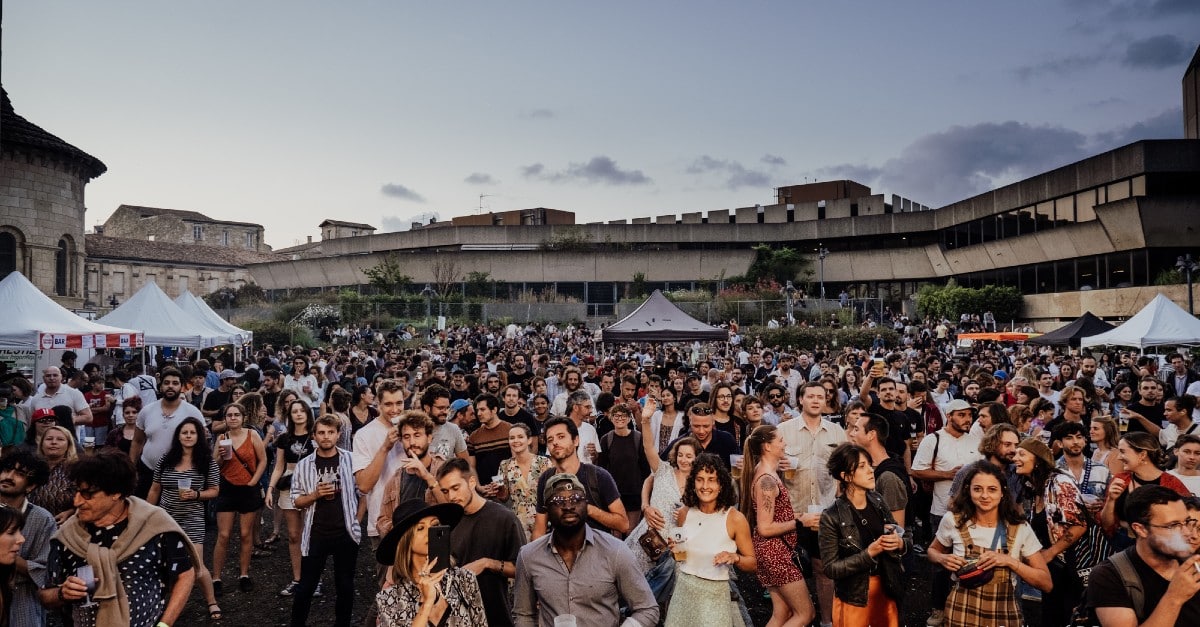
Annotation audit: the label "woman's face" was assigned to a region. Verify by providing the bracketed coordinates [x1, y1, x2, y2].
[41, 430, 70, 459]
[508, 426, 530, 455]
[123, 405, 139, 425]
[1090, 422, 1104, 443]
[224, 406, 244, 430]
[969, 472, 1003, 514]
[0, 525, 24, 566]
[823, 385, 837, 403]
[845, 370, 857, 386]
[744, 402, 763, 423]
[1016, 391, 1031, 405]
[674, 445, 697, 473]
[178, 423, 200, 449]
[231, 387, 245, 403]
[362, 388, 376, 404]
[1117, 439, 1146, 470]
[1013, 447, 1037, 476]
[693, 468, 721, 506]
[290, 403, 309, 425]
[34, 417, 55, 437]
[845, 454, 876, 491]
[660, 389, 676, 409]
[410, 515, 439, 557]
[1119, 386, 1133, 400]
[532, 397, 549, 416]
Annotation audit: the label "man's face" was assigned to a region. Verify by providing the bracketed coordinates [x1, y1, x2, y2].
[380, 390, 405, 420]
[451, 372, 466, 389]
[191, 375, 206, 391]
[585, 363, 596, 377]
[1065, 391, 1085, 415]
[1140, 381, 1163, 404]
[801, 386, 825, 415]
[544, 424, 578, 462]
[546, 488, 587, 531]
[948, 409, 974, 434]
[475, 401, 497, 426]
[73, 483, 123, 524]
[779, 358, 793, 372]
[502, 388, 521, 410]
[1173, 357, 1187, 375]
[877, 382, 896, 404]
[1039, 373, 1054, 389]
[766, 388, 786, 408]
[688, 414, 714, 444]
[486, 377, 501, 393]
[438, 470, 478, 508]
[401, 425, 430, 459]
[599, 375, 614, 393]
[937, 379, 949, 391]
[0, 465, 33, 498]
[894, 383, 909, 405]
[42, 368, 62, 391]
[314, 422, 339, 451]
[513, 356, 526, 371]
[160, 376, 182, 401]
[565, 372, 581, 391]
[532, 397, 549, 415]
[1061, 432, 1087, 458]
[731, 369, 744, 383]
[620, 381, 636, 401]
[1080, 358, 1097, 377]
[1138, 501, 1195, 560]
[996, 432, 1020, 462]
[964, 382, 980, 399]
[846, 415, 865, 445]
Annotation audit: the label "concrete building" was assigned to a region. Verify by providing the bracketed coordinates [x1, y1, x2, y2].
[1187, 44, 1199, 140]
[0, 87, 107, 309]
[101, 204, 270, 253]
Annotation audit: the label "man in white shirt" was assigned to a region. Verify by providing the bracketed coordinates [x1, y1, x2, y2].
[352, 378, 407, 600]
[128, 367, 203, 498]
[1161, 394, 1200, 450]
[29, 366, 91, 426]
[771, 354, 804, 407]
[565, 391, 600, 463]
[1169, 433, 1200, 495]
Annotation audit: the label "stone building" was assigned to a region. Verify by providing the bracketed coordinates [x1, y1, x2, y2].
[320, 219, 376, 240]
[0, 87, 107, 308]
[100, 204, 270, 253]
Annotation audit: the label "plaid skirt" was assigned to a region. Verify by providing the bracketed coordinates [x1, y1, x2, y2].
[945, 524, 1022, 627]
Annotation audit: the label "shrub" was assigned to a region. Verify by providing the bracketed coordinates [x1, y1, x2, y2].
[240, 320, 315, 350]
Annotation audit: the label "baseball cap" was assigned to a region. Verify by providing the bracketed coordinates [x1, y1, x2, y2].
[33, 407, 57, 421]
[543, 473, 586, 501]
[219, 370, 239, 380]
[448, 398, 471, 418]
[943, 399, 973, 413]
[993, 370, 1008, 380]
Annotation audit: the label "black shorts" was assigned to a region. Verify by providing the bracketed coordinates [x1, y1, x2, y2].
[214, 481, 264, 514]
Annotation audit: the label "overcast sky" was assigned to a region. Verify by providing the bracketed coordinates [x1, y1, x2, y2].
[5, 1, 1197, 249]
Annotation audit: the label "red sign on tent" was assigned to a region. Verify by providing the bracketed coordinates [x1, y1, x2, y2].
[38, 333, 144, 350]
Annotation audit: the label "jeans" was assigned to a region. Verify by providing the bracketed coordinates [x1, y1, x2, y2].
[645, 552, 677, 610]
[291, 531, 358, 627]
[930, 514, 950, 612]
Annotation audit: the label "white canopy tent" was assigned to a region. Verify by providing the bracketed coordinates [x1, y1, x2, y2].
[1080, 293, 1200, 349]
[175, 291, 252, 346]
[0, 271, 144, 350]
[98, 281, 230, 348]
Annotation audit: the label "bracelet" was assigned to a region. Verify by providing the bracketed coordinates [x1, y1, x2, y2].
[57, 585, 64, 603]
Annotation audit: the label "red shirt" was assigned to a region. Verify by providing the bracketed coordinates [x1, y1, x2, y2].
[84, 390, 112, 428]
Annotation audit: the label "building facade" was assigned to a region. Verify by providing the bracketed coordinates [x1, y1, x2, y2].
[100, 205, 270, 253]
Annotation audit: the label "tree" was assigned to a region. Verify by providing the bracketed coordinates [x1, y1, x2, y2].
[465, 271, 498, 299]
[430, 257, 461, 297]
[362, 253, 413, 295]
[916, 280, 1023, 322]
[627, 272, 648, 299]
[738, 244, 812, 286]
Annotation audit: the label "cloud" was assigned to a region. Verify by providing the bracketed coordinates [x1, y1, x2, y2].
[1093, 107, 1184, 148]
[522, 109, 556, 120]
[686, 155, 772, 190]
[380, 211, 441, 232]
[761, 154, 787, 166]
[380, 183, 425, 202]
[521, 156, 652, 185]
[1107, 0, 1200, 20]
[464, 172, 497, 185]
[1013, 53, 1105, 81]
[1122, 34, 1191, 69]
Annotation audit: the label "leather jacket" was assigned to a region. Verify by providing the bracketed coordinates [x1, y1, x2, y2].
[818, 491, 910, 607]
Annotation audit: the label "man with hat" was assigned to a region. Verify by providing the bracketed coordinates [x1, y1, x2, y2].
[514, 473, 658, 627]
[447, 398, 476, 434]
[447, 366, 473, 403]
[374, 500, 487, 625]
[201, 369, 240, 423]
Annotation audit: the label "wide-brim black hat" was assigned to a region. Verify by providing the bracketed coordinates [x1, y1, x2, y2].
[375, 500, 464, 566]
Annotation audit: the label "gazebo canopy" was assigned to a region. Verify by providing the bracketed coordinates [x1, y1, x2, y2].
[0, 272, 143, 350]
[602, 290, 728, 343]
[1081, 294, 1200, 349]
[1027, 312, 1116, 348]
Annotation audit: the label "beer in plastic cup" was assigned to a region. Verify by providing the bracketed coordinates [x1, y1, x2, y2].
[219, 438, 233, 460]
[177, 477, 192, 496]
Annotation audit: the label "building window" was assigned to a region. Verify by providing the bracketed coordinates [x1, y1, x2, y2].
[0, 233, 15, 278]
[55, 239, 69, 296]
[193, 225, 203, 240]
[245, 232, 255, 248]
[222, 230, 229, 246]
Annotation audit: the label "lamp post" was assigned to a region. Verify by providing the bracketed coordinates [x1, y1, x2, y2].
[817, 246, 829, 302]
[220, 288, 235, 322]
[1178, 254, 1199, 315]
[782, 280, 797, 326]
[108, 295, 120, 309]
[420, 283, 437, 322]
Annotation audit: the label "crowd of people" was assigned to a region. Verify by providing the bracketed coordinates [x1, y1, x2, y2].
[1, 320, 1200, 626]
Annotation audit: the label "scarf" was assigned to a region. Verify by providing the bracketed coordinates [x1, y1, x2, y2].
[55, 497, 201, 627]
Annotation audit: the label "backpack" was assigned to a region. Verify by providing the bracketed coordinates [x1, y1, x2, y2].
[1071, 548, 1144, 625]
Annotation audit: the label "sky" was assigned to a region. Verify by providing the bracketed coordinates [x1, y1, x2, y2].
[4, 1, 1197, 250]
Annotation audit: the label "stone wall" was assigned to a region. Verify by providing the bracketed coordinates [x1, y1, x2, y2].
[84, 258, 254, 304]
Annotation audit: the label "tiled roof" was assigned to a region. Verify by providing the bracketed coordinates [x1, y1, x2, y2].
[1, 87, 107, 179]
[117, 205, 263, 228]
[85, 234, 281, 268]
[273, 240, 325, 256]
[319, 219, 376, 230]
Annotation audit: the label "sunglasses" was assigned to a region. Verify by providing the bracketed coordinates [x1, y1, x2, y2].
[547, 494, 586, 508]
[75, 486, 104, 500]
[767, 394, 784, 400]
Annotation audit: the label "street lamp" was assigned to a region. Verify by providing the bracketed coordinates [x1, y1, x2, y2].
[420, 283, 438, 321]
[220, 288, 235, 321]
[817, 246, 830, 302]
[1178, 254, 1199, 315]
[782, 280, 797, 326]
[108, 295, 120, 309]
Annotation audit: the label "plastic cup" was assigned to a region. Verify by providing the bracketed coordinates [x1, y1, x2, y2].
[219, 438, 233, 460]
[83, 436, 95, 448]
[492, 474, 504, 485]
[177, 477, 192, 493]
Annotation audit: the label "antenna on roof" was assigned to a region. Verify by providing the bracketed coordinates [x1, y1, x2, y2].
[479, 194, 495, 214]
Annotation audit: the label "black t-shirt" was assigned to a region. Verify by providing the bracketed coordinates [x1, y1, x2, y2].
[450, 501, 524, 627]
[262, 390, 280, 419]
[596, 430, 650, 497]
[903, 407, 924, 440]
[507, 370, 534, 393]
[1126, 402, 1165, 434]
[880, 406, 909, 459]
[1086, 546, 1200, 622]
[203, 389, 232, 414]
[501, 407, 540, 441]
[310, 453, 347, 542]
[852, 499, 886, 544]
[535, 464, 622, 533]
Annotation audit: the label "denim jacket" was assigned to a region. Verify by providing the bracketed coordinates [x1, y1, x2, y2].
[818, 491, 910, 607]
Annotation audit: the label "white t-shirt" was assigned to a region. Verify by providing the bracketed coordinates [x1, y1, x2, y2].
[912, 429, 982, 516]
[935, 512, 1043, 559]
[576, 421, 602, 463]
[1161, 421, 1200, 450]
[135, 400, 204, 470]
[1168, 470, 1200, 496]
[30, 386, 88, 414]
[352, 419, 406, 538]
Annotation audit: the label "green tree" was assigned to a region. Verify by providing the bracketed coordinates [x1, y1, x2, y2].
[362, 253, 413, 295]
[628, 272, 648, 299]
[916, 280, 1023, 322]
[737, 244, 812, 286]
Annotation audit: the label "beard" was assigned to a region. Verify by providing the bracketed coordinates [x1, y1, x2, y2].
[162, 388, 180, 401]
[1150, 529, 1195, 560]
[407, 444, 429, 460]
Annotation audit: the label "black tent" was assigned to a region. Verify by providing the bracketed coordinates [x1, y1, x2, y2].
[602, 290, 728, 343]
[1026, 312, 1117, 348]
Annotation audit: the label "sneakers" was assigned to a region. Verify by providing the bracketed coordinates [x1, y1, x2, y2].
[313, 582, 323, 597]
[926, 609, 945, 626]
[280, 581, 299, 596]
[238, 576, 253, 593]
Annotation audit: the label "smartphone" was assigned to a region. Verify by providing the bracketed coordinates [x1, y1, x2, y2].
[428, 525, 452, 573]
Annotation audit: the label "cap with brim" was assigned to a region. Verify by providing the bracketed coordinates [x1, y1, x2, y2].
[943, 398, 972, 413]
[375, 500, 464, 566]
[448, 398, 471, 417]
[542, 472, 586, 502]
[219, 370, 238, 380]
[33, 407, 56, 420]
[993, 370, 1008, 380]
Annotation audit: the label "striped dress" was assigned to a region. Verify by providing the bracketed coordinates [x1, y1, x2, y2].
[154, 458, 221, 544]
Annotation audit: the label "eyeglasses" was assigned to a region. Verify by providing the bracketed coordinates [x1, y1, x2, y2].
[690, 408, 714, 416]
[715, 394, 733, 400]
[75, 486, 104, 500]
[767, 394, 783, 400]
[1145, 518, 1200, 532]
[547, 494, 586, 508]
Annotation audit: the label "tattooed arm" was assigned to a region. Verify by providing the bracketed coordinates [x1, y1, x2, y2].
[753, 474, 798, 538]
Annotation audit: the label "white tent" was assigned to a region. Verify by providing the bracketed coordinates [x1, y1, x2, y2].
[0, 272, 145, 350]
[1081, 293, 1200, 349]
[175, 291, 253, 346]
[98, 281, 229, 348]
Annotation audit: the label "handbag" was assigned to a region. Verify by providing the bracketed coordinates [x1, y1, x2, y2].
[781, 534, 813, 579]
[953, 522, 1006, 590]
[638, 527, 669, 561]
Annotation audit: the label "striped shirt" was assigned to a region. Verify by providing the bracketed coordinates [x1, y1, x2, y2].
[290, 448, 360, 555]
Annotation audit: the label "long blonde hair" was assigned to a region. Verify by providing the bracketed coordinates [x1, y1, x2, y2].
[39, 426, 79, 463]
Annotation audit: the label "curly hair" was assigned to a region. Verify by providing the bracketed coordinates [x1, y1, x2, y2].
[948, 461, 1025, 529]
[159, 417, 213, 476]
[681, 453, 738, 511]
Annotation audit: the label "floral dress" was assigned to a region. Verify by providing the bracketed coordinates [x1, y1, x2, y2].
[29, 462, 76, 518]
[375, 567, 486, 627]
[498, 454, 553, 540]
[624, 462, 685, 574]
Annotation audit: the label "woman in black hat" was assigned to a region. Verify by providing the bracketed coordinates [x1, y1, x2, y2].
[374, 499, 485, 627]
